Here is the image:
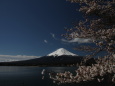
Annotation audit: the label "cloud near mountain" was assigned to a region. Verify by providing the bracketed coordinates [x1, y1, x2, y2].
[0, 55, 40, 62]
[61, 38, 91, 43]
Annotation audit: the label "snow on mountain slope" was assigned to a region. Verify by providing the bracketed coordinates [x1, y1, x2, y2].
[47, 48, 77, 56]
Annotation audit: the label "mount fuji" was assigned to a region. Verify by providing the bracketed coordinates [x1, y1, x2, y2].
[47, 48, 77, 56]
[0, 48, 84, 66]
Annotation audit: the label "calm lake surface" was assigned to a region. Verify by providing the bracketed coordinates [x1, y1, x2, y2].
[0, 66, 78, 86]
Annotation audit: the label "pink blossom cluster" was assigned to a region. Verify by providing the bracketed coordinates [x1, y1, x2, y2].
[48, 56, 115, 85]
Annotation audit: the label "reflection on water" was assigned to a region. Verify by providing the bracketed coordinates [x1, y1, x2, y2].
[0, 66, 77, 86]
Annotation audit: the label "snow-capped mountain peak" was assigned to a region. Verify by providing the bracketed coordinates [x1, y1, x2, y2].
[47, 48, 77, 56]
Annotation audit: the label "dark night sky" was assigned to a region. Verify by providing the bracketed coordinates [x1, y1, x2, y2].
[0, 0, 91, 61]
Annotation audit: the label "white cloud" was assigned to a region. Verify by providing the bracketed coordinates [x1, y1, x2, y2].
[61, 38, 91, 43]
[44, 40, 48, 43]
[0, 55, 40, 62]
[50, 33, 57, 39]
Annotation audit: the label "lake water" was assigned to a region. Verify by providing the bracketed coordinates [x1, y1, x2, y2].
[0, 66, 78, 86]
